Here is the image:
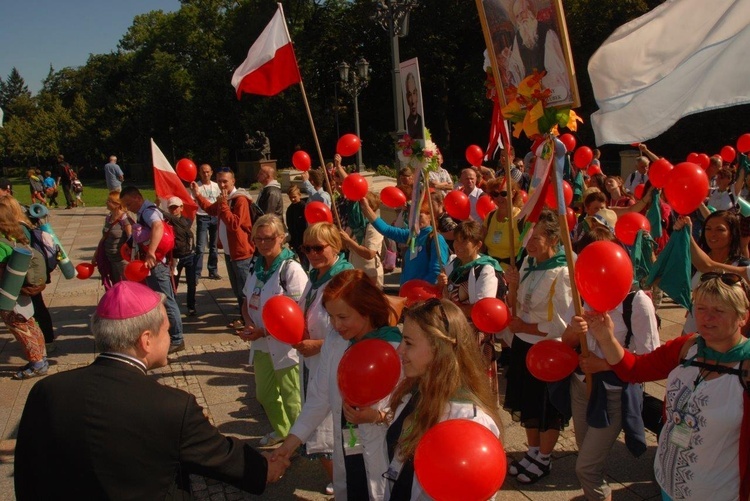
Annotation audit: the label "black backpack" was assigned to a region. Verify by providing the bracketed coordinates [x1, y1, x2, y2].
[472, 265, 508, 302]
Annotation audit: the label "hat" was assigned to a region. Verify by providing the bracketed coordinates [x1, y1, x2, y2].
[510, 167, 523, 183]
[0, 178, 12, 192]
[586, 208, 617, 232]
[167, 196, 183, 208]
[96, 281, 161, 320]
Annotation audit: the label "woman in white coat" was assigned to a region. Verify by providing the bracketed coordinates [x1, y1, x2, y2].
[384, 298, 503, 499]
[274, 269, 401, 500]
[239, 215, 308, 446]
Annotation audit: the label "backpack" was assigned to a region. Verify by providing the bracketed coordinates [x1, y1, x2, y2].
[169, 216, 195, 259]
[29, 227, 59, 279]
[472, 264, 508, 302]
[249, 200, 264, 224]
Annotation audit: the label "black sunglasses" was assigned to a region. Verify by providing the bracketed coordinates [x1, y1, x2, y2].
[700, 272, 744, 286]
[302, 244, 329, 254]
[491, 190, 509, 198]
[423, 297, 450, 332]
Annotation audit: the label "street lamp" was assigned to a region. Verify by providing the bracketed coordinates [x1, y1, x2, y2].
[374, 0, 418, 136]
[337, 57, 370, 171]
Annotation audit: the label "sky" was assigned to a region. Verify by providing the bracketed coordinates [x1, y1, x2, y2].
[0, 0, 181, 94]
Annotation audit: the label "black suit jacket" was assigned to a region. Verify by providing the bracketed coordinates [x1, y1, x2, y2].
[15, 356, 267, 500]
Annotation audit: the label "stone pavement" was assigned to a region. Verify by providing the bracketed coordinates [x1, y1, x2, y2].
[0, 196, 682, 500]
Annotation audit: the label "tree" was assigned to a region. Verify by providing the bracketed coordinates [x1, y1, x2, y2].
[0, 68, 32, 121]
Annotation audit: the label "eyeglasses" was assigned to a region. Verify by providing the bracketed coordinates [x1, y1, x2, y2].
[424, 298, 450, 332]
[700, 272, 744, 286]
[254, 235, 280, 244]
[302, 244, 329, 254]
[491, 190, 509, 198]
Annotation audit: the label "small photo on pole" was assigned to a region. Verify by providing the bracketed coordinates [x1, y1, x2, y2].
[399, 57, 426, 142]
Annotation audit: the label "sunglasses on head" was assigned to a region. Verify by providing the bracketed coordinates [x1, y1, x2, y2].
[302, 244, 329, 254]
[700, 272, 744, 286]
[423, 297, 450, 332]
[491, 190, 509, 198]
[216, 167, 232, 173]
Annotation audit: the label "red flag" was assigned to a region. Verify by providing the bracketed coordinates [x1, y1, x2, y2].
[231, 4, 301, 98]
[150, 139, 198, 220]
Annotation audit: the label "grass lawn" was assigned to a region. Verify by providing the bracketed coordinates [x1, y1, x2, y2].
[11, 178, 156, 208]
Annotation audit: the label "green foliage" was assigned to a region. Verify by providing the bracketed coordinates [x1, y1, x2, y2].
[376, 164, 397, 178]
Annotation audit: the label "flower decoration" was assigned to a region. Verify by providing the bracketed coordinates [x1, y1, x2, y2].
[501, 70, 582, 140]
[397, 130, 440, 172]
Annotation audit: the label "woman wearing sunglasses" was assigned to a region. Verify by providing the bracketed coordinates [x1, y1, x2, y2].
[273, 269, 401, 500]
[384, 298, 502, 499]
[582, 273, 750, 500]
[238, 215, 308, 448]
[482, 177, 524, 271]
[292, 222, 353, 495]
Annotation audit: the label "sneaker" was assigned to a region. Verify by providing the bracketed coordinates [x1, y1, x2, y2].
[325, 483, 334, 495]
[208, 273, 222, 280]
[259, 431, 284, 446]
[45, 341, 57, 354]
[187, 309, 197, 317]
[168, 341, 186, 354]
[14, 362, 49, 380]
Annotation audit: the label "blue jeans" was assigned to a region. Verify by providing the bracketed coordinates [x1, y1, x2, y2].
[175, 253, 197, 311]
[194, 215, 218, 278]
[225, 254, 255, 309]
[146, 262, 184, 344]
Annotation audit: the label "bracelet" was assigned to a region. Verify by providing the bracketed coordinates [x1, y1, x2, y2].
[374, 410, 388, 426]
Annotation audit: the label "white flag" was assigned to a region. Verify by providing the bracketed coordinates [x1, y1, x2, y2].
[588, 0, 750, 146]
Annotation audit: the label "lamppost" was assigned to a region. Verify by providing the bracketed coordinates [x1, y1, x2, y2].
[374, 0, 418, 136]
[338, 57, 370, 171]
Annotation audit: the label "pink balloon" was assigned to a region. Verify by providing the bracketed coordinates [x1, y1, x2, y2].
[444, 191, 470, 220]
[341, 173, 369, 201]
[292, 151, 311, 171]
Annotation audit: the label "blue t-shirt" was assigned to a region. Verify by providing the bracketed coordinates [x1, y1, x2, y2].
[104, 162, 124, 190]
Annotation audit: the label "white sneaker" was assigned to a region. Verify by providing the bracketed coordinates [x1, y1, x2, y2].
[259, 431, 284, 446]
[325, 483, 334, 495]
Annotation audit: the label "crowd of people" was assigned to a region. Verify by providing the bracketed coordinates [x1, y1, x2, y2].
[7, 140, 750, 501]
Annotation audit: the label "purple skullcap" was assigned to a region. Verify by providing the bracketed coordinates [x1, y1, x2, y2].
[96, 281, 160, 320]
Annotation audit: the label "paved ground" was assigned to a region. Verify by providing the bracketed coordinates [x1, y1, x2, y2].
[0, 186, 683, 500]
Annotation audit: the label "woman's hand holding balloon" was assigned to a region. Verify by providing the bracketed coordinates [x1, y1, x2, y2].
[342, 402, 382, 425]
[578, 353, 610, 374]
[292, 339, 323, 357]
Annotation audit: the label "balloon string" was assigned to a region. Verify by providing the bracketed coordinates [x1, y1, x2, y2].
[347, 422, 357, 448]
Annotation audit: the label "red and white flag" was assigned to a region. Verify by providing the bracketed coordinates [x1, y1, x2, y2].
[231, 3, 301, 99]
[151, 139, 198, 220]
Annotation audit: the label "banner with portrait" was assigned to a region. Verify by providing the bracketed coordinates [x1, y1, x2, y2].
[477, 0, 579, 108]
[399, 58, 427, 141]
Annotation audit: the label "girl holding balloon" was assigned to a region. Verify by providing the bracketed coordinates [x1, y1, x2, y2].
[384, 298, 503, 500]
[564, 227, 660, 501]
[293, 222, 353, 494]
[238, 215, 308, 447]
[503, 208, 572, 485]
[273, 269, 401, 500]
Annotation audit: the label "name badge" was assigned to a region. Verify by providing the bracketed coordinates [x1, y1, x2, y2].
[248, 288, 262, 311]
[492, 230, 502, 245]
[669, 423, 692, 449]
[342, 425, 364, 456]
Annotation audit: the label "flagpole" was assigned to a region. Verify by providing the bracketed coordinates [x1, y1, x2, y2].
[423, 170, 444, 271]
[277, 3, 343, 230]
[551, 151, 591, 396]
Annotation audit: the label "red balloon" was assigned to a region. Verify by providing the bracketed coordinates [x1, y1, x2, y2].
[444, 191, 470, 220]
[337, 134, 361, 157]
[518, 190, 529, 204]
[341, 173, 369, 201]
[175, 158, 197, 183]
[565, 207, 577, 230]
[262, 295, 305, 344]
[526, 340, 579, 382]
[304, 201, 333, 224]
[337, 339, 401, 407]
[586, 164, 602, 176]
[697, 153, 710, 170]
[544, 180, 573, 209]
[471, 298, 509, 333]
[292, 151, 311, 171]
[663, 162, 710, 215]
[476, 195, 497, 221]
[415, 419, 506, 501]
[631, 142, 641, 148]
[573, 146, 593, 168]
[559, 133, 576, 152]
[380, 186, 407, 209]
[737, 133, 750, 154]
[615, 212, 651, 246]
[634, 183, 646, 200]
[120, 243, 133, 262]
[465, 145, 484, 167]
[399, 279, 442, 306]
[124, 260, 149, 282]
[686, 152, 700, 164]
[648, 158, 674, 189]
[75, 263, 95, 280]
[575, 241, 633, 312]
[721, 145, 737, 163]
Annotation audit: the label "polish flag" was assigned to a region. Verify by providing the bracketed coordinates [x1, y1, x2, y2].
[231, 4, 301, 98]
[151, 138, 198, 220]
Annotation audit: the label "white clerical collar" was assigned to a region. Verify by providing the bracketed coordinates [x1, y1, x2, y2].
[98, 352, 147, 374]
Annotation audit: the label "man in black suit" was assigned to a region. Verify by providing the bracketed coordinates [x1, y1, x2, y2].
[14, 281, 289, 499]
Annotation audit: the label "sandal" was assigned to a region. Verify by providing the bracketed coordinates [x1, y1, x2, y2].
[508, 453, 535, 477]
[516, 456, 551, 485]
[227, 319, 244, 330]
